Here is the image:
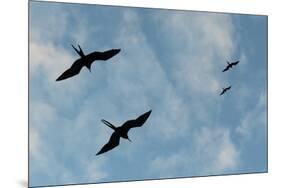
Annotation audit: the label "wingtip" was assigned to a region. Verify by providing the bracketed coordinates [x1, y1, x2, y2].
[145, 110, 152, 117]
[56, 77, 63, 81]
[96, 150, 102, 156]
[115, 48, 121, 53]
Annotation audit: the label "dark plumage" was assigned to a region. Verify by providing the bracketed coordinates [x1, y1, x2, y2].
[220, 86, 231, 95]
[222, 61, 240, 72]
[56, 45, 121, 81]
[96, 110, 152, 156]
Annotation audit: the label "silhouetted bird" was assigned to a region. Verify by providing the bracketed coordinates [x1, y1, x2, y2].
[220, 86, 231, 95]
[222, 61, 240, 72]
[56, 45, 121, 81]
[96, 110, 152, 156]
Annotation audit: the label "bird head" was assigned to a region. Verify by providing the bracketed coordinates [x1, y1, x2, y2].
[124, 134, 132, 142]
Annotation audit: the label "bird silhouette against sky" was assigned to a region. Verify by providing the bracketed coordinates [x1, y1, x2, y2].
[96, 110, 152, 156]
[222, 60, 240, 72]
[56, 45, 121, 81]
[220, 86, 231, 96]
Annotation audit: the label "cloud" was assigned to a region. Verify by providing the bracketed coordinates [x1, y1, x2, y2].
[236, 92, 267, 137]
[29, 101, 56, 159]
[30, 2, 69, 42]
[149, 127, 240, 177]
[29, 127, 41, 158]
[194, 127, 240, 173]
[29, 41, 74, 80]
[152, 12, 235, 95]
[84, 158, 108, 181]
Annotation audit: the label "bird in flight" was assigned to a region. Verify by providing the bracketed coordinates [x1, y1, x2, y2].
[96, 110, 152, 156]
[222, 60, 240, 72]
[56, 45, 121, 81]
[220, 86, 231, 96]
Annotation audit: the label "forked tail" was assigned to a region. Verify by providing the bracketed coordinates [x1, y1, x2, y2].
[71, 44, 85, 57]
[101, 119, 116, 130]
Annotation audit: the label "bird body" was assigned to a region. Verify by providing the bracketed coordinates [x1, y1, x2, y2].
[220, 86, 231, 95]
[56, 45, 121, 81]
[96, 110, 152, 155]
[222, 61, 239, 72]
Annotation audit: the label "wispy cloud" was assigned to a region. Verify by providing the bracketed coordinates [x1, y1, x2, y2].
[236, 92, 267, 136]
[149, 127, 240, 178]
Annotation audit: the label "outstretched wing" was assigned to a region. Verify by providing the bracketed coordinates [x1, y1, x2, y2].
[220, 90, 225, 95]
[222, 65, 229, 72]
[121, 110, 152, 132]
[96, 131, 120, 155]
[56, 60, 84, 81]
[226, 86, 231, 90]
[231, 61, 239, 66]
[90, 49, 121, 61]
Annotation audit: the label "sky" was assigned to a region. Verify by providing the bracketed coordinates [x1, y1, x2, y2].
[29, 1, 267, 187]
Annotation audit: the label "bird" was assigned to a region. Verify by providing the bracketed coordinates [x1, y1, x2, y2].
[220, 86, 231, 95]
[96, 110, 152, 156]
[222, 60, 240, 72]
[56, 45, 121, 81]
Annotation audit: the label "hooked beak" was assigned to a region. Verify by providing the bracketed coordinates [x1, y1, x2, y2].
[127, 138, 132, 142]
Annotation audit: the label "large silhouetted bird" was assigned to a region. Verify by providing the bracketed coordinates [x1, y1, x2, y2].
[220, 86, 231, 96]
[222, 60, 240, 72]
[56, 45, 121, 81]
[96, 110, 152, 156]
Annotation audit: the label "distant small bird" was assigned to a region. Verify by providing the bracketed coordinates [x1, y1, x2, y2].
[220, 86, 231, 95]
[222, 61, 240, 72]
[96, 110, 152, 156]
[56, 45, 121, 81]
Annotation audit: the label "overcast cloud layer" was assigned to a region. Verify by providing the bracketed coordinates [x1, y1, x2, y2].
[29, 2, 267, 187]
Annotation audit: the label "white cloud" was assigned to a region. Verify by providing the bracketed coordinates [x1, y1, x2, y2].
[236, 92, 267, 136]
[29, 101, 56, 159]
[29, 127, 41, 158]
[83, 158, 108, 181]
[29, 41, 74, 81]
[149, 127, 240, 177]
[193, 126, 240, 173]
[153, 12, 235, 95]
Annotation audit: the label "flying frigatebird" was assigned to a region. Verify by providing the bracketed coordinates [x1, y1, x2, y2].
[96, 110, 152, 156]
[222, 60, 240, 72]
[220, 86, 231, 96]
[56, 45, 121, 81]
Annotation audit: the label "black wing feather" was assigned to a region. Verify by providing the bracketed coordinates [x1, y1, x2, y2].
[231, 61, 239, 66]
[121, 110, 152, 132]
[56, 60, 84, 81]
[226, 86, 231, 90]
[222, 66, 229, 72]
[96, 131, 120, 155]
[222, 65, 230, 72]
[90, 49, 121, 61]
